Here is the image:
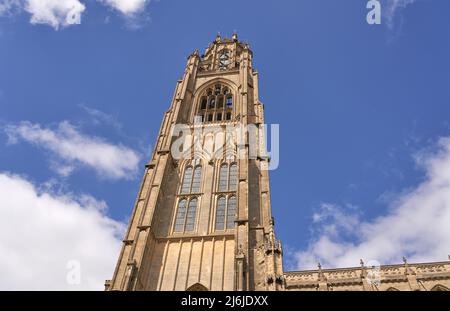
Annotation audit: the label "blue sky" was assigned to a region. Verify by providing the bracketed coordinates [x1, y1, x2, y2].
[1, 0, 450, 289]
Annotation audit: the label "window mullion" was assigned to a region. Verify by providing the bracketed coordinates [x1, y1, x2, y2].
[183, 198, 189, 232]
[224, 196, 228, 230]
[227, 165, 230, 191]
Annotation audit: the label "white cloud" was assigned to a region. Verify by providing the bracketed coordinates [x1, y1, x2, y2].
[383, 0, 417, 29]
[100, 0, 148, 16]
[0, 172, 125, 290]
[0, 0, 150, 29]
[0, 0, 13, 15]
[25, 0, 86, 29]
[5, 121, 141, 180]
[294, 136, 450, 270]
[79, 103, 123, 130]
[0, 0, 87, 29]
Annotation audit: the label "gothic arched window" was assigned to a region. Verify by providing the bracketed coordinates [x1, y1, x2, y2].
[215, 195, 236, 231]
[181, 167, 193, 194]
[191, 166, 202, 193]
[218, 164, 228, 191]
[215, 162, 238, 231]
[196, 83, 233, 123]
[229, 163, 238, 191]
[227, 196, 236, 229]
[218, 163, 238, 192]
[200, 97, 207, 110]
[185, 198, 198, 231]
[215, 196, 226, 230]
[181, 165, 202, 194]
[174, 199, 187, 232]
[174, 197, 198, 233]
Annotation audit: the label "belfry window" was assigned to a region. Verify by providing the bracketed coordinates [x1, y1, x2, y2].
[196, 83, 233, 123]
[209, 98, 216, 109]
[217, 96, 224, 108]
[226, 96, 233, 108]
[200, 98, 207, 110]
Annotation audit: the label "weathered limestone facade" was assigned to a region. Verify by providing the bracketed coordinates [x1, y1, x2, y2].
[107, 34, 283, 291]
[106, 35, 450, 291]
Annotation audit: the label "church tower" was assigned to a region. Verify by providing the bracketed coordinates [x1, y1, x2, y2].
[106, 34, 284, 291]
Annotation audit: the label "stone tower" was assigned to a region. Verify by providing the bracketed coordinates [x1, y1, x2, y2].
[106, 34, 284, 291]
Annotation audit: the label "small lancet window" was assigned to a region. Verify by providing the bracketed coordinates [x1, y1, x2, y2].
[216, 113, 222, 121]
[174, 199, 187, 232]
[218, 164, 228, 191]
[226, 96, 233, 108]
[215, 197, 226, 230]
[227, 196, 237, 229]
[217, 96, 224, 108]
[200, 98, 207, 110]
[209, 98, 216, 109]
[191, 166, 202, 193]
[181, 167, 193, 194]
[185, 198, 197, 232]
[229, 163, 238, 191]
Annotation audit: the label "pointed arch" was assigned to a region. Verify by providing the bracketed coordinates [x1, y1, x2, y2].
[186, 283, 208, 291]
[386, 287, 400, 291]
[191, 78, 238, 123]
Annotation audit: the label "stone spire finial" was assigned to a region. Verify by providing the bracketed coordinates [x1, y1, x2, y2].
[232, 32, 238, 42]
[215, 33, 221, 43]
[360, 259, 364, 267]
[403, 256, 408, 265]
[317, 262, 327, 282]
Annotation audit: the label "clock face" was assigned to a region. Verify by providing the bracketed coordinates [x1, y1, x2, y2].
[219, 51, 230, 69]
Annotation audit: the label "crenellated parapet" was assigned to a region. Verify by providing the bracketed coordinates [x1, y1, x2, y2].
[284, 259, 450, 291]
